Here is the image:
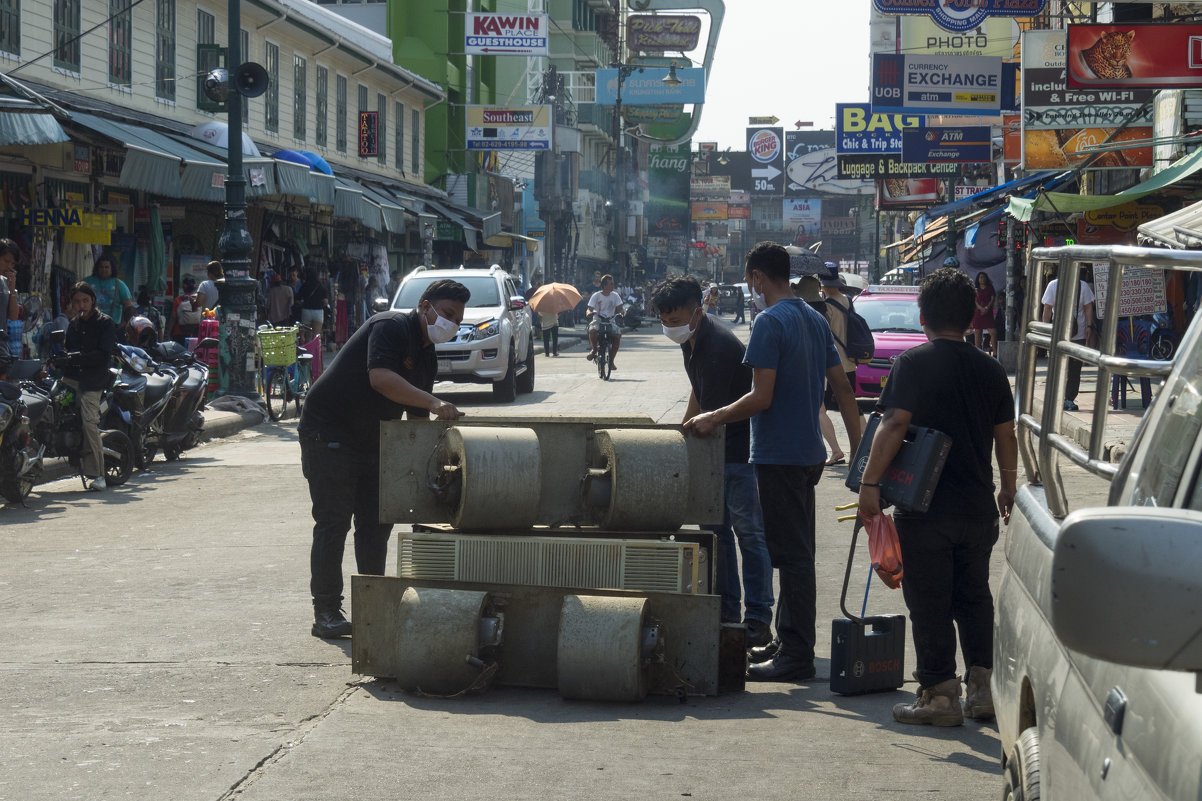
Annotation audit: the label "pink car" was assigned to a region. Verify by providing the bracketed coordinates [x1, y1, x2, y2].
[851, 286, 927, 398]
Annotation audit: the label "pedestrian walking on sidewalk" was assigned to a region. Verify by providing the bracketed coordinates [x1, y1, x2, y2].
[685, 242, 862, 683]
[298, 279, 469, 639]
[1041, 274, 1097, 411]
[856, 267, 1018, 727]
[652, 275, 775, 648]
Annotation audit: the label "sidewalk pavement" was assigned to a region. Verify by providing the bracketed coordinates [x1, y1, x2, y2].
[1019, 360, 1153, 463]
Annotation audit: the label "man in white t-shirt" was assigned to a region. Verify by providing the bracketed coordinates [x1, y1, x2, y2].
[586, 274, 625, 367]
[1041, 275, 1097, 411]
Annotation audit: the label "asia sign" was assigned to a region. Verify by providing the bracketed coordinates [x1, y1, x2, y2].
[782, 198, 822, 238]
[872, 0, 1046, 33]
[627, 15, 701, 52]
[464, 13, 548, 56]
[465, 105, 551, 150]
[1022, 30, 1153, 170]
[595, 68, 706, 105]
[747, 127, 785, 196]
[1067, 24, 1202, 89]
[901, 126, 992, 163]
[871, 53, 1018, 115]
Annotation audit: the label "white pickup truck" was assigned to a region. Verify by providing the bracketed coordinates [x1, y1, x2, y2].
[994, 244, 1202, 801]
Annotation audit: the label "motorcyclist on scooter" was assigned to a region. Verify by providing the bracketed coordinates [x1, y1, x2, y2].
[61, 281, 118, 491]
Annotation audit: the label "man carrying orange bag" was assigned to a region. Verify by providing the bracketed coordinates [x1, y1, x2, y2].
[856, 267, 1018, 728]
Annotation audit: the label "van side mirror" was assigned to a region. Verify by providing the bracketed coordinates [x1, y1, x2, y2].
[1052, 507, 1202, 674]
[509, 296, 527, 311]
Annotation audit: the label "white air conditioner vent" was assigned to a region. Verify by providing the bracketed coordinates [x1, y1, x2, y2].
[398, 533, 704, 594]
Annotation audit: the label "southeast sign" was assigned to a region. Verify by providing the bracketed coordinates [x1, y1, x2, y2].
[872, 0, 1046, 34]
[465, 105, 551, 150]
[871, 54, 1018, 115]
[464, 13, 548, 56]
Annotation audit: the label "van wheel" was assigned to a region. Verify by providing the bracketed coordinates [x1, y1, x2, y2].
[516, 340, 535, 394]
[492, 348, 517, 403]
[1004, 727, 1040, 801]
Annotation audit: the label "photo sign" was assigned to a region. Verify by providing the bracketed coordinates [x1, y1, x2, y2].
[465, 105, 551, 150]
[464, 13, 548, 56]
[872, 54, 1018, 115]
[1022, 30, 1153, 170]
[1067, 23, 1202, 89]
[901, 126, 992, 164]
[872, 0, 1045, 33]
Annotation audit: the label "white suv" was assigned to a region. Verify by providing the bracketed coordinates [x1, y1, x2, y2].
[391, 266, 535, 402]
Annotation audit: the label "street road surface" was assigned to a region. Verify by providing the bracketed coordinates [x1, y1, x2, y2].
[1, 319, 1052, 801]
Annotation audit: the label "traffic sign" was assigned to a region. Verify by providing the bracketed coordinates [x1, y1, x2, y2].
[749, 115, 779, 125]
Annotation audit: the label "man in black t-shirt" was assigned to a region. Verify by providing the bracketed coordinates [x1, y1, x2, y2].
[298, 279, 470, 639]
[857, 268, 1018, 727]
[651, 276, 775, 648]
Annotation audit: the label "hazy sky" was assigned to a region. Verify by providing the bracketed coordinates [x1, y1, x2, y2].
[692, 1, 871, 149]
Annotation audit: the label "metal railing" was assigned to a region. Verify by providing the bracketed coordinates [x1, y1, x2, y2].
[1017, 245, 1202, 518]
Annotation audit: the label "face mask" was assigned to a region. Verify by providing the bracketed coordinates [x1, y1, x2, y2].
[750, 280, 766, 309]
[662, 307, 699, 345]
[425, 306, 459, 344]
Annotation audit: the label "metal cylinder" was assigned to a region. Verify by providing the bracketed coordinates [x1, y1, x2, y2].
[557, 594, 649, 702]
[441, 426, 541, 530]
[392, 587, 494, 694]
[593, 428, 689, 531]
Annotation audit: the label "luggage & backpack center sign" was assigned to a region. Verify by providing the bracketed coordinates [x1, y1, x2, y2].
[872, 0, 1046, 33]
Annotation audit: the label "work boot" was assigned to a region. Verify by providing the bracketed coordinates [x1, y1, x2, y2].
[748, 639, 781, 663]
[312, 600, 352, 639]
[963, 666, 995, 720]
[892, 677, 964, 727]
[745, 619, 773, 649]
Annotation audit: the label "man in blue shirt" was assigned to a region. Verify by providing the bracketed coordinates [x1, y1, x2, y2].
[687, 242, 862, 682]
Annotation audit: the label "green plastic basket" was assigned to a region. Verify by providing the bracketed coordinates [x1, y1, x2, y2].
[258, 327, 297, 367]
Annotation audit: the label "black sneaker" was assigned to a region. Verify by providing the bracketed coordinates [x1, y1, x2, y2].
[312, 607, 352, 638]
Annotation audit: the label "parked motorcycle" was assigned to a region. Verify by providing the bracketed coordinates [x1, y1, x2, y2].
[14, 351, 134, 496]
[110, 338, 214, 467]
[0, 375, 40, 503]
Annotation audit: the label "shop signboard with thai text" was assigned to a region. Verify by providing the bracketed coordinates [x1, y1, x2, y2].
[627, 15, 701, 52]
[595, 68, 706, 105]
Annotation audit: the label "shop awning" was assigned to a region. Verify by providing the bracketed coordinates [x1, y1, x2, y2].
[1137, 198, 1202, 248]
[0, 98, 68, 145]
[914, 171, 1069, 236]
[484, 231, 540, 252]
[423, 198, 480, 251]
[1008, 146, 1202, 222]
[359, 186, 407, 234]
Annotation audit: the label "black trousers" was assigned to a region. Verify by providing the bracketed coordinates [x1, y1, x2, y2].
[300, 437, 392, 607]
[894, 514, 1000, 687]
[542, 325, 559, 355]
[754, 463, 824, 663]
[1065, 354, 1083, 402]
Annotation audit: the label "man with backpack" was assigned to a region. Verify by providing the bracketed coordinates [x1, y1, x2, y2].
[819, 263, 867, 463]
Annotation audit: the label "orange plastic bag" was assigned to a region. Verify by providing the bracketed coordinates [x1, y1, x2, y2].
[865, 512, 904, 589]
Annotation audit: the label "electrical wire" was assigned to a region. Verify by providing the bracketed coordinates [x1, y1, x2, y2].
[6, 0, 147, 77]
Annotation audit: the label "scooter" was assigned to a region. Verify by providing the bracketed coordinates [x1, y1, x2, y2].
[110, 338, 215, 467]
[0, 374, 40, 503]
[16, 351, 134, 496]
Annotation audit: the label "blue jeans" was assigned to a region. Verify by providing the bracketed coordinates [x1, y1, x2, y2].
[713, 462, 775, 625]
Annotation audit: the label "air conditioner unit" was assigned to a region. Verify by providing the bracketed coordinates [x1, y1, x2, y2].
[398, 532, 707, 594]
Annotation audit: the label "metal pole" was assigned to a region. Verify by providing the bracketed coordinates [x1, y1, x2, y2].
[216, 0, 259, 399]
[614, 71, 626, 286]
[1005, 216, 1018, 341]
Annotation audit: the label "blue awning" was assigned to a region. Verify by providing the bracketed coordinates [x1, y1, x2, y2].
[0, 103, 68, 146]
[915, 171, 1072, 236]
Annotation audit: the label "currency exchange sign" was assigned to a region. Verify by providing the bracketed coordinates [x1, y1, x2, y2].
[871, 54, 1018, 116]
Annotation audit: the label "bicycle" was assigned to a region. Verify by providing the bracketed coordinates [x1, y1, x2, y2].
[256, 324, 315, 421]
[592, 313, 620, 381]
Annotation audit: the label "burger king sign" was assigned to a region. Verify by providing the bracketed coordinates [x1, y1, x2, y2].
[746, 126, 784, 196]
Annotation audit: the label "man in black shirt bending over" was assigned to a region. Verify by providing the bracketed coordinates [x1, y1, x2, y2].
[857, 268, 1017, 726]
[299, 279, 470, 638]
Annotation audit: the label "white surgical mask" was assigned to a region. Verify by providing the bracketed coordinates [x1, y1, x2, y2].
[425, 306, 459, 344]
[750, 282, 766, 309]
[662, 307, 700, 345]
